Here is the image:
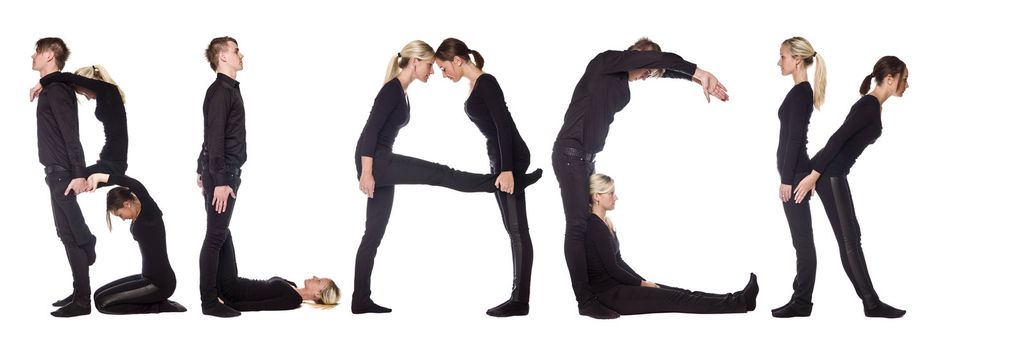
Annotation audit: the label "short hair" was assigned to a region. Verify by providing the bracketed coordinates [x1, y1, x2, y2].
[35, 37, 70, 70]
[205, 36, 238, 71]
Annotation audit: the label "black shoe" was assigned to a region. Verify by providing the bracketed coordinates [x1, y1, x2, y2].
[51, 300, 91, 318]
[772, 299, 812, 318]
[81, 236, 97, 266]
[743, 273, 759, 312]
[159, 300, 188, 313]
[52, 293, 74, 307]
[486, 300, 529, 317]
[865, 301, 905, 318]
[202, 303, 241, 318]
[521, 169, 543, 189]
[578, 299, 619, 319]
[352, 299, 392, 314]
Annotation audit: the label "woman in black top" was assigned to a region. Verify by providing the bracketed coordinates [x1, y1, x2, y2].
[87, 173, 183, 314]
[219, 274, 340, 312]
[585, 174, 758, 315]
[793, 56, 909, 318]
[353, 40, 541, 314]
[434, 38, 534, 317]
[771, 37, 826, 318]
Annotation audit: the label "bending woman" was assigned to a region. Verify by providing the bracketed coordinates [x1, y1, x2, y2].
[793, 56, 909, 318]
[352, 40, 540, 314]
[434, 38, 534, 317]
[585, 174, 758, 316]
[87, 173, 184, 314]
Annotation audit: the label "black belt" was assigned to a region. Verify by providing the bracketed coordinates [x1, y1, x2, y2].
[558, 147, 595, 162]
[200, 166, 242, 176]
[44, 165, 68, 174]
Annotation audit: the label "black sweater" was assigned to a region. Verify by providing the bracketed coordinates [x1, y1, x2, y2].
[36, 75, 87, 178]
[108, 174, 175, 288]
[197, 73, 247, 186]
[811, 95, 883, 176]
[222, 277, 303, 311]
[356, 78, 409, 159]
[40, 72, 128, 162]
[555, 50, 697, 154]
[776, 82, 814, 185]
[585, 214, 646, 293]
[464, 74, 530, 173]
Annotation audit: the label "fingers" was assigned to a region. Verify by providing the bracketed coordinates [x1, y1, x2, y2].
[367, 187, 374, 199]
[229, 188, 237, 199]
[64, 182, 73, 196]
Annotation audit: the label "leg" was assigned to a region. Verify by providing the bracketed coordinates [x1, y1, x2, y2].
[773, 192, 817, 317]
[94, 275, 176, 315]
[486, 185, 534, 317]
[198, 175, 241, 317]
[352, 185, 395, 314]
[46, 173, 92, 317]
[373, 152, 497, 193]
[596, 284, 748, 315]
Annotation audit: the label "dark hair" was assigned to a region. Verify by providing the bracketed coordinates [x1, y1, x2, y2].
[105, 187, 136, 231]
[627, 37, 661, 52]
[35, 37, 70, 70]
[205, 36, 238, 71]
[860, 56, 907, 95]
[434, 38, 484, 69]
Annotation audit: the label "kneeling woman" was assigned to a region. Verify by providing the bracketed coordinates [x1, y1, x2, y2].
[584, 174, 758, 315]
[90, 173, 184, 314]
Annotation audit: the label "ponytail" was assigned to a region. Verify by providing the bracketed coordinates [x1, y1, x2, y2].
[860, 56, 907, 96]
[74, 64, 126, 103]
[782, 37, 826, 110]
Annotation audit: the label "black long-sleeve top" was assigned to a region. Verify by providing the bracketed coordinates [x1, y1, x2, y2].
[355, 78, 410, 159]
[585, 214, 646, 293]
[222, 277, 302, 311]
[39, 72, 128, 162]
[196, 73, 247, 186]
[464, 74, 530, 173]
[554, 50, 698, 154]
[36, 74, 88, 178]
[810, 95, 883, 176]
[776, 82, 814, 185]
[108, 174, 175, 288]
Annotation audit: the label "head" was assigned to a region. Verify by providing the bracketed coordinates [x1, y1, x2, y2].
[72, 65, 126, 102]
[627, 37, 663, 82]
[303, 276, 340, 306]
[205, 37, 243, 72]
[860, 56, 909, 97]
[779, 37, 827, 110]
[106, 187, 141, 231]
[589, 173, 617, 211]
[32, 37, 70, 73]
[385, 40, 435, 84]
[433, 38, 484, 83]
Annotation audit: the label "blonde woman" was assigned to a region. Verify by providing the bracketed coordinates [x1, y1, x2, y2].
[352, 40, 541, 314]
[584, 174, 758, 316]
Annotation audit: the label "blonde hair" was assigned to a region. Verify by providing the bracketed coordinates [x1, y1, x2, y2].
[782, 37, 827, 110]
[589, 173, 616, 232]
[384, 40, 435, 84]
[306, 279, 340, 310]
[73, 65, 126, 103]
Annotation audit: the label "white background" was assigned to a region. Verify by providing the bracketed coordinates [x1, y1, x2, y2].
[1, 0, 1023, 348]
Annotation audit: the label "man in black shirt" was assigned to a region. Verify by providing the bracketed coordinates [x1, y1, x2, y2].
[196, 36, 248, 318]
[32, 37, 95, 317]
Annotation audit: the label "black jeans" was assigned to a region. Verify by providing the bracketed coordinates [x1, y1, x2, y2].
[352, 151, 497, 304]
[551, 148, 596, 307]
[490, 163, 533, 303]
[781, 172, 816, 305]
[45, 170, 95, 301]
[198, 171, 241, 308]
[596, 284, 748, 315]
[94, 274, 175, 314]
[816, 175, 881, 308]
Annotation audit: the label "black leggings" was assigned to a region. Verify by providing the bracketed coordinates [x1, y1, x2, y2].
[94, 274, 176, 314]
[596, 284, 747, 315]
[491, 165, 533, 303]
[352, 151, 497, 303]
[816, 175, 882, 308]
[781, 173, 816, 304]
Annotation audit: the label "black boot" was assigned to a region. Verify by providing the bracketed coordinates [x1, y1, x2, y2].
[51, 298, 90, 318]
[159, 300, 188, 313]
[865, 301, 905, 318]
[772, 299, 812, 318]
[352, 299, 392, 314]
[743, 273, 759, 312]
[52, 293, 73, 307]
[202, 303, 240, 318]
[578, 299, 619, 319]
[516, 169, 543, 191]
[486, 300, 529, 317]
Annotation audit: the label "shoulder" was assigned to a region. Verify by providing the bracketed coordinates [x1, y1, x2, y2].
[376, 79, 403, 98]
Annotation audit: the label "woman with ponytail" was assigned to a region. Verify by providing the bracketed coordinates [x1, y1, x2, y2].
[792, 56, 909, 318]
[771, 37, 826, 318]
[434, 38, 535, 317]
[352, 40, 541, 314]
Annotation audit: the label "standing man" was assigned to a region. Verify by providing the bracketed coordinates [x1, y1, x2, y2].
[196, 36, 247, 318]
[32, 37, 95, 317]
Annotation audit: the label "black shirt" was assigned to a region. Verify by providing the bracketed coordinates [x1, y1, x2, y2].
[464, 74, 530, 173]
[585, 214, 646, 293]
[356, 78, 409, 158]
[108, 174, 175, 288]
[811, 95, 883, 176]
[776, 82, 814, 185]
[197, 73, 247, 186]
[222, 277, 302, 311]
[555, 50, 698, 154]
[36, 74, 88, 178]
[40, 72, 128, 162]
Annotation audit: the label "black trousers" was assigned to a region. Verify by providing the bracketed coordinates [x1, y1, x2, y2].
[198, 172, 241, 307]
[490, 163, 533, 303]
[816, 175, 881, 308]
[551, 149, 596, 306]
[45, 171, 94, 301]
[352, 151, 497, 303]
[94, 274, 175, 314]
[596, 284, 748, 315]
[781, 172, 816, 305]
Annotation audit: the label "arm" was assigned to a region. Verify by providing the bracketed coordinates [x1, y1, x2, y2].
[41, 72, 119, 101]
[107, 174, 155, 206]
[479, 76, 516, 173]
[586, 218, 644, 286]
[203, 87, 231, 186]
[616, 252, 645, 281]
[810, 101, 876, 173]
[355, 83, 401, 158]
[49, 84, 88, 179]
[780, 88, 814, 185]
[600, 50, 697, 79]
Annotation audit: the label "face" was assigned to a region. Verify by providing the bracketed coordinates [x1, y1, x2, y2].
[778, 44, 800, 76]
[628, 68, 656, 82]
[409, 57, 434, 83]
[434, 57, 463, 83]
[303, 276, 332, 294]
[592, 186, 618, 211]
[74, 86, 96, 100]
[31, 49, 52, 72]
[220, 41, 244, 71]
[892, 69, 910, 97]
[112, 200, 140, 221]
